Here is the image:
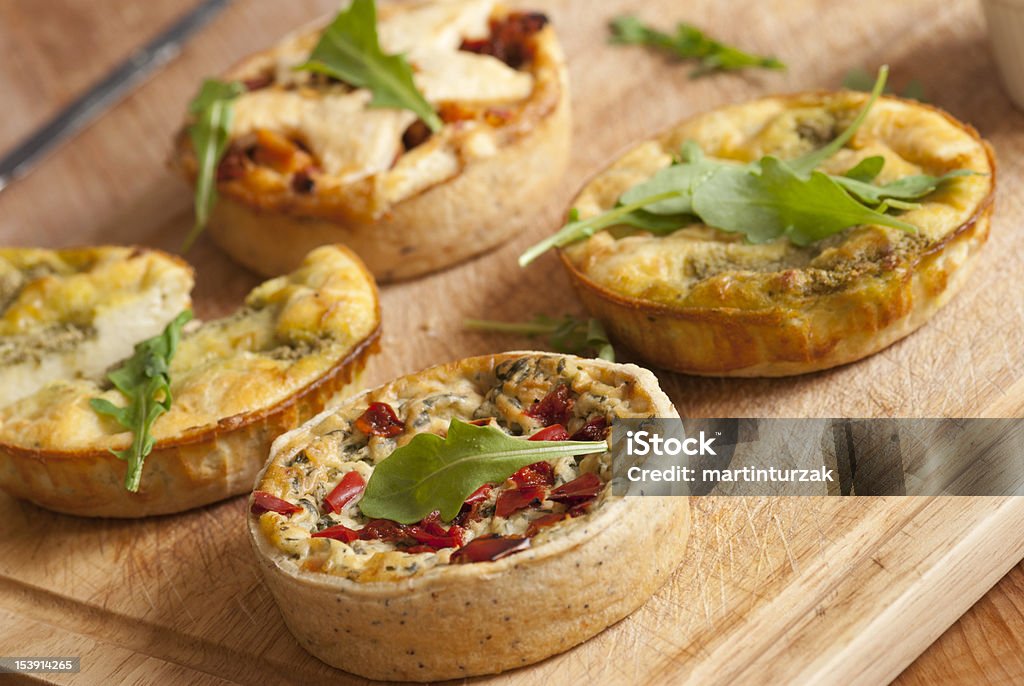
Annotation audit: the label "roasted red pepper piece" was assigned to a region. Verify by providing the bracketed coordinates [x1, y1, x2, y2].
[451, 535, 531, 563]
[312, 524, 359, 543]
[528, 424, 570, 441]
[549, 472, 603, 506]
[323, 470, 366, 514]
[570, 416, 609, 442]
[510, 461, 555, 488]
[355, 402, 405, 437]
[495, 485, 546, 518]
[407, 524, 463, 549]
[526, 512, 569, 537]
[463, 483, 493, 506]
[525, 384, 574, 427]
[454, 484, 494, 525]
[404, 545, 437, 555]
[251, 491, 302, 516]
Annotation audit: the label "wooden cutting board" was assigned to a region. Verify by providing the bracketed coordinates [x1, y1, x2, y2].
[2, 0, 1024, 683]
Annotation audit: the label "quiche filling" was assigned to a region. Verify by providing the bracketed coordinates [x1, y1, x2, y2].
[203, 0, 558, 218]
[562, 92, 993, 310]
[0, 248, 193, 408]
[0, 246, 377, 453]
[253, 355, 657, 582]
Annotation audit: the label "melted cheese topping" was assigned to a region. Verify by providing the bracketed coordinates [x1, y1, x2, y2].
[0, 248, 193, 408]
[564, 93, 993, 309]
[255, 354, 658, 582]
[0, 246, 378, 452]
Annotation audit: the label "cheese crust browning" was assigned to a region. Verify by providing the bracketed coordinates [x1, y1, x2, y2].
[0, 245, 380, 517]
[248, 352, 689, 681]
[561, 92, 996, 376]
[174, 0, 571, 281]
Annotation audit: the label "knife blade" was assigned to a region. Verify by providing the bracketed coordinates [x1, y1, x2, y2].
[0, 0, 231, 193]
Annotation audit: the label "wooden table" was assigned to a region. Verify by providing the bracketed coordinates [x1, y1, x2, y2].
[2, 0, 1024, 683]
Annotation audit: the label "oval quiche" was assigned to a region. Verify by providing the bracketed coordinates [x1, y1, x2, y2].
[0, 246, 192, 408]
[248, 352, 689, 681]
[174, 0, 570, 282]
[0, 245, 380, 517]
[560, 91, 995, 376]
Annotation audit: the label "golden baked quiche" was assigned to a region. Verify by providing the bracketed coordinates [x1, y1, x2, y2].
[174, 0, 570, 281]
[0, 247, 193, 408]
[0, 245, 380, 517]
[248, 352, 689, 681]
[533, 84, 995, 376]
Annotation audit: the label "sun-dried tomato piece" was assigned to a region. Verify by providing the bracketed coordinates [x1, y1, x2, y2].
[451, 535, 531, 563]
[568, 500, 595, 517]
[355, 402, 405, 437]
[464, 484, 494, 506]
[291, 168, 316, 194]
[495, 485, 546, 518]
[525, 384, 574, 427]
[570, 416, 609, 442]
[402, 120, 432, 151]
[549, 472, 603, 506]
[323, 470, 366, 514]
[243, 73, 273, 91]
[526, 512, 568, 537]
[528, 424, 569, 442]
[251, 491, 302, 516]
[312, 524, 359, 543]
[216, 146, 249, 181]
[459, 12, 549, 68]
[510, 461, 555, 488]
[359, 519, 410, 541]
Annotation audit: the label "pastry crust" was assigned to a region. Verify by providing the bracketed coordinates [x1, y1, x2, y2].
[560, 92, 996, 376]
[0, 245, 380, 517]
[174, 0, 571, 281]
[248, 352, 689, 681]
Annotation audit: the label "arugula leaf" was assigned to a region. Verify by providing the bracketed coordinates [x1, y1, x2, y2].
[691, 156, 915, 245]
[788, 65, 888, 176]
[90, 311, 192, 492]
[184, 79, 245, 251]
[610, 15, 785, 77]
[518, 193, 680, 266]
[844, 155, 885, 183]
[295, 0, 441, 132]
[843, 67, 927, 102]
[465, 314, 616, 361]
[832, 169, 978, 208]
[359, 419, 607, 523]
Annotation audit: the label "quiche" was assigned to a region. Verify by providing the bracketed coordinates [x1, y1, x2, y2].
[248, 352, 689, 681]
[0, 246, 192, 408]
[0, 245, 380, 517]
[174, 0, 570, 281]
[560, 92, 996, 376]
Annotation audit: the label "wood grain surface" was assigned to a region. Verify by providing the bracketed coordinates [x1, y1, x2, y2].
[1, 0, 1023, 684]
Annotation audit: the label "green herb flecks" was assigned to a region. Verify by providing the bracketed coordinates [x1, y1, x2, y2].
[184, 79, 245, 251]
[358, 419, 607, 523]
[90, 311, 192, 492]
[610, 15, 785, 77]
[296, 0, 441, 132]
[465, 314, 615, 361]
